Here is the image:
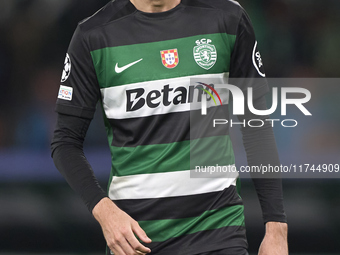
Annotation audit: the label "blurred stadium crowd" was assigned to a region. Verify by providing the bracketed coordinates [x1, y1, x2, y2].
[0, 0, 339, 150]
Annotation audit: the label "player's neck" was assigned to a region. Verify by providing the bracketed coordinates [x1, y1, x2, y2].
[130, 0, 181, 13]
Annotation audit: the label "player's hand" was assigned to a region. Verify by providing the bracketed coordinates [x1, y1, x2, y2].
[92, 197, 152, 255]
[258, 222, 288, 255]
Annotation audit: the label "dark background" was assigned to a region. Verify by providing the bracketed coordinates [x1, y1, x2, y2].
[0, 0, 339, 254]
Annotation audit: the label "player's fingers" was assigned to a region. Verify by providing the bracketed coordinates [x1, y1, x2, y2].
[132, 222, 152, 244]
[109, 243, 127, 255]
[108, 232, 138, 255]
[116, 234, 139, 255]
[125, 230, 151, 254]
[135, 251, 147, 255]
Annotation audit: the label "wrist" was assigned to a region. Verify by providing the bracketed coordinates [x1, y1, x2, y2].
[265, 222, 288, 239]
[92, 197, 118, 221]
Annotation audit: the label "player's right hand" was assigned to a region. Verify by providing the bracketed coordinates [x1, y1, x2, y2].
[92, 197, 152, 255]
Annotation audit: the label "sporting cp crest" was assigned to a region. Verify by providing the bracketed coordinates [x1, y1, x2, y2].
[193, 39, 217, 70]
[160, 49, 179, 69]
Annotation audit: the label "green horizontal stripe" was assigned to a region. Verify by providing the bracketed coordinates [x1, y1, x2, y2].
[91, 33, 236, 88]
[139, 205, 245, 242]
[109, 135, 235, 177]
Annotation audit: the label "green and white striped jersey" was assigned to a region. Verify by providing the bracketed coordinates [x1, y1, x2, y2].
[56, 0, 268, 254]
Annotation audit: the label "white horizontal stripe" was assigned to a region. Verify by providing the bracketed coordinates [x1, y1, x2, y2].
[108, 167, 238, 200]
[101, 73, 230, 119]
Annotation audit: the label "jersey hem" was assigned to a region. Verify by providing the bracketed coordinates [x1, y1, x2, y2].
[179, 239, 248, 255]
[106, 239, 247, 255]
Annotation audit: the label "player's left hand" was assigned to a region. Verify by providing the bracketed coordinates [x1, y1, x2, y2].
[258, 222, 288, 255]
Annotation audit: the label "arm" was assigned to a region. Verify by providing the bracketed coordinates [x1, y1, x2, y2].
[228, 6, 288, 254]
[52, 23, 151, 254]
[51, 113, 107, 211]
[238, 95, 288, 255]
[51, 113, 152, 255]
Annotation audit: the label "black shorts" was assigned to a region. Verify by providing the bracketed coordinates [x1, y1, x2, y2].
[107, 247, 248, 255]
[197, 247, 249, 255]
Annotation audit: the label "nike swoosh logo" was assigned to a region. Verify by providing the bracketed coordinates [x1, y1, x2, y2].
[115, 58, 143, 73]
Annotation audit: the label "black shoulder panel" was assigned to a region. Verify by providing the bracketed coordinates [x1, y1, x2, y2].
[181, 0, 243, 35]
[182, 0, 242, 17]
[79, 0, 136, 33]
[80, 0, 245, 50]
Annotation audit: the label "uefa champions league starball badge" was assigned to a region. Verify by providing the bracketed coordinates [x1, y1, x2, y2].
[61, 53, 72, 82]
